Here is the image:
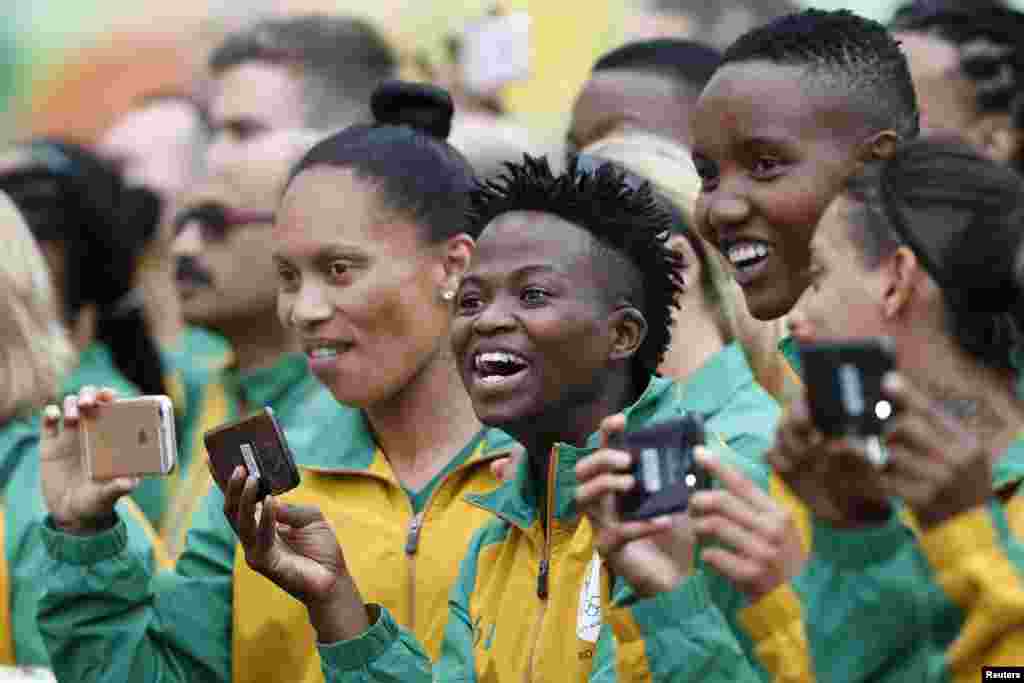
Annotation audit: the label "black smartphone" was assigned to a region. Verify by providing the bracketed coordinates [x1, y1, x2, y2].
[800, 338, 897, 441]
[612, 414, 710, 521]
[203, 408, 301, 499]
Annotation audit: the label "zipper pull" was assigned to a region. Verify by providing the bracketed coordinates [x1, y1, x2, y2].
[405, 513, 423, 555]
[537, 558, 549, 599]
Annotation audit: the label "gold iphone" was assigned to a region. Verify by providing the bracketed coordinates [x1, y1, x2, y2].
[82, 396, 177, 479]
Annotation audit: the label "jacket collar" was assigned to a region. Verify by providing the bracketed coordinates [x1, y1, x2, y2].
[467, 375, 682, 530]
[676, 342, 756, 419]
[299, 404, 519, 479]
[226, 352, 312, 410]
[778, 336, 803, 379]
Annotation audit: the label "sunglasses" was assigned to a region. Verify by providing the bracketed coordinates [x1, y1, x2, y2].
[173, 203, 276, 243]
[573, 154, 690, 234]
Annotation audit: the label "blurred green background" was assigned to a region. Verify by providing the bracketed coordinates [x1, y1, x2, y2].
[4, 0, 1024, 145]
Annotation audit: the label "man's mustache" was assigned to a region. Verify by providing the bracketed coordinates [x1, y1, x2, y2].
[175, 255, 214, 288]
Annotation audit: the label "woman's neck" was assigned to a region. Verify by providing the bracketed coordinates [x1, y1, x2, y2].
[519, 370, 639, 481]
[658, 307, 726, 382]
[364, 350, 482, 491]
[902, 335, 1024, 457]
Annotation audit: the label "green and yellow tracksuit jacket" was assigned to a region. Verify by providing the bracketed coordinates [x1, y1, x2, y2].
[738, 339, 1024, 683]
[34, 398, 518, 683]
[0, 417, 168, 667]
[315, 373, 779, 682]
[159, 325, 233, 553]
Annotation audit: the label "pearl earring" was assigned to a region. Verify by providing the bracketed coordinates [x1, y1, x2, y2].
[442, 290, 455, 301]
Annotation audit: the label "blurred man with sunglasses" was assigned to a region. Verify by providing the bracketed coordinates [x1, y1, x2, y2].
[148, 16, 398, 554]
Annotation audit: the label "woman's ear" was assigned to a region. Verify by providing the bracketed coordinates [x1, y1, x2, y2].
[608, 306, 647, 362]
[972, 113, 1021, 166]
[437, 233, 475, 293]
[880, 246, 923, 320]
[863, 130, 901, 162]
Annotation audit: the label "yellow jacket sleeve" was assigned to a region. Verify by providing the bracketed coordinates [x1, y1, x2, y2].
[919, 503, 1024, 682]
[738, 583, 815, 683]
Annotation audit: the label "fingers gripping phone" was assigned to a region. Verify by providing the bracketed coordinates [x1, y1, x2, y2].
[800, 338, 897, 466]
[82, 396, 177, 479]
[613, 414, 711, 521]
[204, 408, 300, 499]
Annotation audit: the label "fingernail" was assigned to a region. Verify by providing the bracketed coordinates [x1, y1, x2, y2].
[882, 372, 900, 392]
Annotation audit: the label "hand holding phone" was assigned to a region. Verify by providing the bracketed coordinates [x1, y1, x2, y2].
[612, 414, 711, 521]
[82, 396, 177, 479]
[575, 413, 703, 598]
[204, 408, 300, 499]
[800, 338, 897, 466]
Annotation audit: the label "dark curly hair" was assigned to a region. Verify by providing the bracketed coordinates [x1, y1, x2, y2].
[468, 155, 685, 380]
[890, 2, 1024, 173]
[722, 9, 920, 140]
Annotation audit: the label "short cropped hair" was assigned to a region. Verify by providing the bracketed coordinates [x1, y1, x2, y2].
[593, 39, 721, 93]
[0, 192, 73, 422]
[209, 15, 398, 129]
[469, 155, 685, 378]
[721, 9, 920, 139]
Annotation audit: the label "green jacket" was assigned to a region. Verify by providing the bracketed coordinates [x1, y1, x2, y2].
[316, 373, 777, 682]
[777, 338, 1024, 682]
[0, 418, 163, 666]
[34, 354, 514, 683]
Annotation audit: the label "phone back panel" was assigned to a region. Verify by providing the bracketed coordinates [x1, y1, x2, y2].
[83, 397, 175, 479]
[801, 339, 896, 437]
[203, 408, 300, 497]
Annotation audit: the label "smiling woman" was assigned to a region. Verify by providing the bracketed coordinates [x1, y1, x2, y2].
[241, 154, 775, 682]
[28, 82, 516, 683]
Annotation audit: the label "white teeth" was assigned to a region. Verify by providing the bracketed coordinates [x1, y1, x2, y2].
[475, 351, 527, 370]
[727, 242, 769, 265]
[310, 347, 339, 359]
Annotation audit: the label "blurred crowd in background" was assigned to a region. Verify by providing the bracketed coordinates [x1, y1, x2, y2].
[0, 0, 908, 150]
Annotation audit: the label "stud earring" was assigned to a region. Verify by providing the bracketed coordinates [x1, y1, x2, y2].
[442, 290, 455, 301]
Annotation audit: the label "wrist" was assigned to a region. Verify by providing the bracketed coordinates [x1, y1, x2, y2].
[306, 577, 371, 644]
[53, 510, 118, 536]
[828, 498, 893, 529]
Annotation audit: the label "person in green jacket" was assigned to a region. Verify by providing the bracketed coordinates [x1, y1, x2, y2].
[771, 137, 1024, 682]
[0, 139, 177, 527]
[30, 81, 522, 683]
[0, 191, 166, 667]
[221, 154, 772, 681]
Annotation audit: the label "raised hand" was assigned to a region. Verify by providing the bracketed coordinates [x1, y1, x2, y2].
[40, 386, 140, 535]
[222, 466, 370, 642]
[690, 451, 806, 602]
[766, 396, 891, 528]
[575, 414, 695, 599]
[879, 372, 994, 530]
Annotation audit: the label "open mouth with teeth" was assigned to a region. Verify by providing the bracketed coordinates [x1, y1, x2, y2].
[723, 240, 773, 284]
[305, 343, 353, 368]
[473, 351, 530, 386]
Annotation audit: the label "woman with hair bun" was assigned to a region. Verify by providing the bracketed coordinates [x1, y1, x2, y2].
[36, 82, 516, 683]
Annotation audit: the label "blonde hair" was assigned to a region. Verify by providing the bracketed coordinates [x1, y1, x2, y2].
[0, 192, 74, 422]
[581, 133, 793, 398]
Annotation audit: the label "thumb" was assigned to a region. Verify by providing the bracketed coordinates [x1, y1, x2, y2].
[598, 413, 627, 449]
[274, 503, 326, 529]
[95, 477, 141, 507]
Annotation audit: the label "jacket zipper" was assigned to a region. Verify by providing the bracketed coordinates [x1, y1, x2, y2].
[401, 445, 505, 638]
[405, 511, 424, 633]
[524, 445, 558, 682]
